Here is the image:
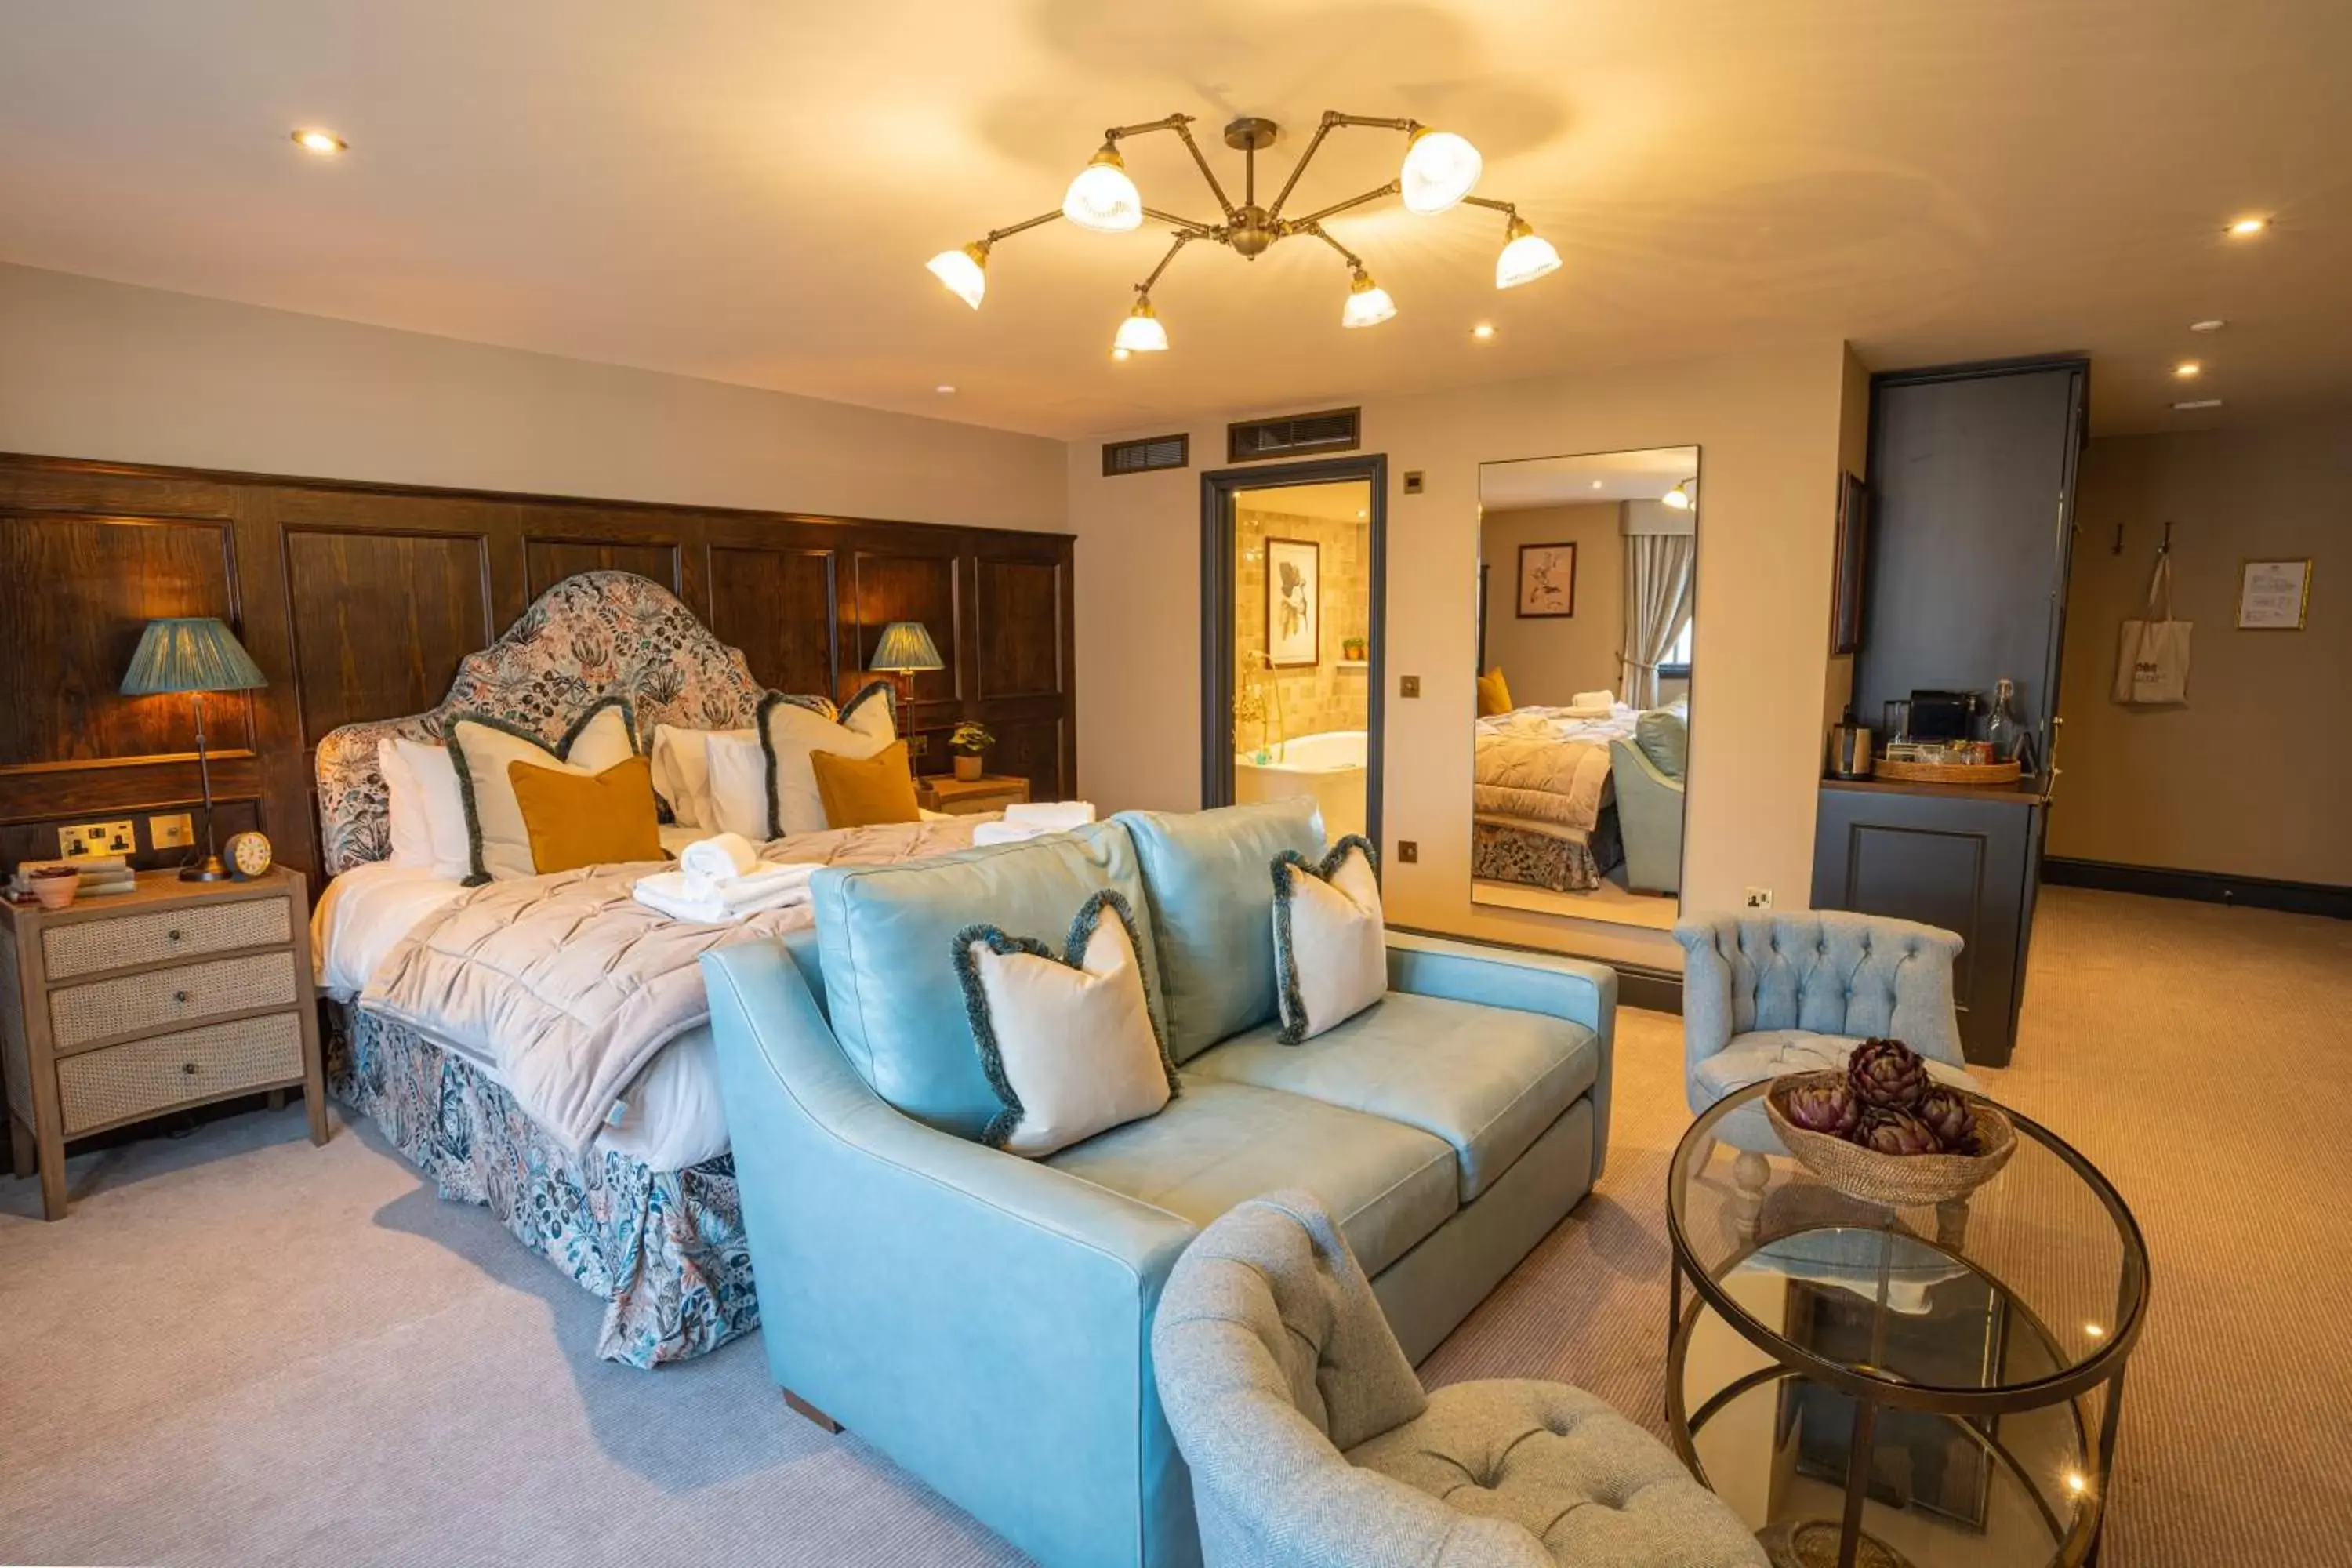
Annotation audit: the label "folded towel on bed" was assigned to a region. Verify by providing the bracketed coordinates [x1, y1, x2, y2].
[633, 863, 818, 923]
[677, 832, 760, 886]
[1003, 800, 1096, 830]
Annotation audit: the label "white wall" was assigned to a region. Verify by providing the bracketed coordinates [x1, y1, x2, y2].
[1479, 503, 1624, 707]
[1069, 340, 1853, 970]
[0, 263, 1066, 530]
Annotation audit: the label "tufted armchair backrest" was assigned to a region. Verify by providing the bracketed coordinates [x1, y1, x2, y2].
[1675, 911, 1964, 1068]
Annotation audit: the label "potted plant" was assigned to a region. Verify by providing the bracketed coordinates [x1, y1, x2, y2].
[1341, 636, 1368, 662]
[949, 720, 994, 782]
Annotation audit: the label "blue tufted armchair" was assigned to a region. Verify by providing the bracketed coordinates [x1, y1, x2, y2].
[1673, 911, 1975, 1142]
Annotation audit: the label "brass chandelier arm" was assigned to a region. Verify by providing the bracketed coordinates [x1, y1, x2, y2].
[1168, 121, 1239, 219]
[1133, 232, 1197, 296]
[1298, 222, 1363, 272]
[1103, 113, 1239, 221]
[1142, 206, 1224, 238]
[1287, 180, 1403, 228]
[981, 210, 1065, 247]
[1265, 110, 1423, 220]
[1461, 195, 1519, 219]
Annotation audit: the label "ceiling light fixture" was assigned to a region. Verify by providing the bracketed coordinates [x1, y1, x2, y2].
[2227, 216, 2268, 237]
[1472, 323, 1497, 340]
[2173, 361, 2202, 378]
[935, 384, 956, 394]
[1662, 478, 1696, 511]
[2172, 398, 2223, 411]
[2190, 318, 2227, 333]
[291, 128, 347, 155]
[1591, 480, 1604, 489]
[926, 110, 1559, 351]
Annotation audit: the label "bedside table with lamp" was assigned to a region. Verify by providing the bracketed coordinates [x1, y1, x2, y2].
[1, 616, 325, 1219]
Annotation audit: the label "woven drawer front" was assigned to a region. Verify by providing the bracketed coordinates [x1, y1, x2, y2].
[49, 952, 300, 1051]
[56, 1011, 304, 1135]
[43, 897, 291, 980]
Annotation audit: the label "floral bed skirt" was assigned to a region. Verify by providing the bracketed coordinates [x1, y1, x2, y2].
[1472, 809, 1624, 893]
[330, 1007, 758, 1367]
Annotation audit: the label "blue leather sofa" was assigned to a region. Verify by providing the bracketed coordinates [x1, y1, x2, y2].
[702, 800, 1617, 1568]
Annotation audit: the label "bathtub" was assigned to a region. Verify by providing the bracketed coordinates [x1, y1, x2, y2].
[1234, 729, 1367, 841]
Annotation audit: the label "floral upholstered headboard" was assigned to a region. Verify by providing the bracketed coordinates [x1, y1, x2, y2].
[314, 571, 774, 876]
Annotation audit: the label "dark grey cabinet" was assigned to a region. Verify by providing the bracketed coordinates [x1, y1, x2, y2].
[1815, 357, 2086, 1065]
[1813, 779, 2046, 1066]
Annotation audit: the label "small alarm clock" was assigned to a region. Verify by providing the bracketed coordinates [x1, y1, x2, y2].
[225, 830, 274, 880]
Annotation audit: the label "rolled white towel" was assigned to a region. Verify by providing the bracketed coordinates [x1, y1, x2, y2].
[718, 862, 818, 907]
[971, 821, 1045, 847]
[1571, 690, 1617, 711]
[1002, 800, 1095, 830]
[633, 869, 811, 924]
[679, 833, 760, 884]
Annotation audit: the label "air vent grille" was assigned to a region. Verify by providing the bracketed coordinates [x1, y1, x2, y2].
[1226, 407, 1361, 463]
[1102, 433, 1190, 477]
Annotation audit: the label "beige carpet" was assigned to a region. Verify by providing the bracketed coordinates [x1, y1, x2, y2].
[2, 887, 2346, 1566]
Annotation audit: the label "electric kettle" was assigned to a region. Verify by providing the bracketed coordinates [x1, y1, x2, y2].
[1827, 712, 1875, 779]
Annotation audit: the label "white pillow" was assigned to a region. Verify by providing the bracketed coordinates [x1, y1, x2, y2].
[649, 723, 753, 829]
[1272, 836, 1386, 1043]
[379, 738, 471, 881]
[757, 685, 897, 837]
[956, 891, 1175, 1158]
[445, 701, 639, 882]
[703, 734, 773, 844]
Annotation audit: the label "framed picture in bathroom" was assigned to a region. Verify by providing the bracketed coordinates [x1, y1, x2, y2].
[1265, 537, 1320, 666]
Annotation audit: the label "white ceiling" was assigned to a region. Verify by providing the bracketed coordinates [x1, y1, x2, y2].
[1482, 446, 1697, 508]
[2, 2, 2347, 441]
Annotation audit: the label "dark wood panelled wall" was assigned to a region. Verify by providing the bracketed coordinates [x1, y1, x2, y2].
[0, 452, 1076, 880]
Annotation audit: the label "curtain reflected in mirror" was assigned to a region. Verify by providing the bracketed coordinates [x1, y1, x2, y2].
[1471, 447, 1697, 931]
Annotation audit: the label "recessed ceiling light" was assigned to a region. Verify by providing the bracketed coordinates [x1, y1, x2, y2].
[1591, 480, 1604, 489]
[1355, 508, 1367, 519]
[2227, 216, 2268, 237]
[291, 129, 347, 155]
[2172, 398, 2223, 411]
[1111, 347, 1131, 361]
[934, 383, 956, 394]
[2173, 361, 2201, 378]
[2189, 318, 2227, 333]
[1471, 323, 1496, 340]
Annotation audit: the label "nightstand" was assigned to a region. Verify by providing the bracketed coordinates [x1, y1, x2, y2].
[1, 868, 325, 1219]
[917, 774, 1033, 817]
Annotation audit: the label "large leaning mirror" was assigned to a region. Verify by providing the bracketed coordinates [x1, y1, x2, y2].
[1471, 446, 1697, 930]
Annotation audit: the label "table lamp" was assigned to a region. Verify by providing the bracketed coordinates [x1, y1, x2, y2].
[869, 620, 944, 718]
[120, 617, 267, 881]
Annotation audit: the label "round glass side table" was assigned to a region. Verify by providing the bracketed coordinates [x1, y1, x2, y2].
[1666, 1082, 2148, 1568]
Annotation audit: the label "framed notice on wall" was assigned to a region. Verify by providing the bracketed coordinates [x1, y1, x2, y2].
[1516, 542, 1577, 618]
[2237, 559, 2311, 630]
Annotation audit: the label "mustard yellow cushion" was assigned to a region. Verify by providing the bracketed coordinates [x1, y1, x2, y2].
[1476, 666, 1514, 717]
[506, 754, 665, 874]
[810, 741, 920, 829]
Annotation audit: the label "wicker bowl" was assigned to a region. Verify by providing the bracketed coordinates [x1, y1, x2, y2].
[1766, 1072, 2016, 1206]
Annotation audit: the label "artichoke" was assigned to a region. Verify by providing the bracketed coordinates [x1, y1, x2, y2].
[1855, 1108, 1941, 1156]
[1781, 1076, 1861, 1138]
[1849, 1037, 1929, 1110]
[1915, 1086, 1978, 1152]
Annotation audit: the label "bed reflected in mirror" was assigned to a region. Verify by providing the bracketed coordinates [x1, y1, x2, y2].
[1472, 447, 1697, 930]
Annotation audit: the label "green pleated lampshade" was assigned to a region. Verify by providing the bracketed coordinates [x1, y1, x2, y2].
[119, 618, 269, 695]
[869, 620, 944, 673]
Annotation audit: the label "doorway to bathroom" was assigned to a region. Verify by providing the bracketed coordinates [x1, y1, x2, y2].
[1200, 455, 1386, 848]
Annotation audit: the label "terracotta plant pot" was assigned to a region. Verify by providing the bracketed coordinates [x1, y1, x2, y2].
[953, 753, 984, 782]
[31, 868, 79, 910]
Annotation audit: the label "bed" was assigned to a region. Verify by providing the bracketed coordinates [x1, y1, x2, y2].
[1471, 703, 1639, 892]
[310, 570, 982, 1366]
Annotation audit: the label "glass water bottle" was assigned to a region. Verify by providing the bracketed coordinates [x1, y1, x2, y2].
[1984, 677, 2023, 764]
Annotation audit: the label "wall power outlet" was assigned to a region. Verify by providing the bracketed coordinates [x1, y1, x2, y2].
[60, 820, 137, 859]
[1744, 886, 1774, 910]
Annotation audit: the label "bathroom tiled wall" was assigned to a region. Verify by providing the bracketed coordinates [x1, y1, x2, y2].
[1234, 506, 1371, 754]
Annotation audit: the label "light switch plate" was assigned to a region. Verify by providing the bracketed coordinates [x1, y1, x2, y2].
[1403, 470, 1425, 495]
[1399, 675, 1421, 699]
[1396, 840, 1418, 864]
[60, 820, 138, 859]
[150, 812, 196, 849]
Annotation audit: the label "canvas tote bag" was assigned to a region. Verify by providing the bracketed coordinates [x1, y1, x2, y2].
[2114, 551, 2191, 704]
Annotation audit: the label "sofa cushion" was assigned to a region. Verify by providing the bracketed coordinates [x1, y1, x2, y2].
[1347, 1380, 1767, 1566]
[1046, 1080, 1457, 1277]
[1693, 1029, 1979, 1105]
[1114, 800, 1326, 1064]
[811, 821, 1163, 1139]
[1192, 993, 1599, 1203]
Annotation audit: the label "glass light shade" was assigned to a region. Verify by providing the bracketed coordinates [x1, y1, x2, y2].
[926, 244, 988, 308]
[1399, 129, 1482, 214]
[1662, 481, 1694, 511]
[1114, 299, 1168, 353]
[1494, 223, 1562, 289]
[1063, 148, 1143, 233]
[869, 620, 945, 673]
[1341, 274, 1396, 329]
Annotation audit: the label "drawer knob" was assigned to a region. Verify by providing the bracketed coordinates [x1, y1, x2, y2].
[174, 990, 194, 1004]
[167, 929, 184, 942]
[181, 1062, 199, 1076]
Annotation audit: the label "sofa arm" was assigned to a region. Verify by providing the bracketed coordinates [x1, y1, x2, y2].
[1384, 931, 1616, 1186]
[702, 942, 1201, 1568]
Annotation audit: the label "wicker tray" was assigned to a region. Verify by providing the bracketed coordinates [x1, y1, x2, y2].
[1871, 757, 2021, 786]
[1766, 1072, 2016, 1206]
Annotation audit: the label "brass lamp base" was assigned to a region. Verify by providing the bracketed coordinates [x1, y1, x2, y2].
[180, 855, 230, 883]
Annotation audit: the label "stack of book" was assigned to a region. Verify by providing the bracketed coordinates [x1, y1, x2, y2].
[9, 855, 137, 898]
